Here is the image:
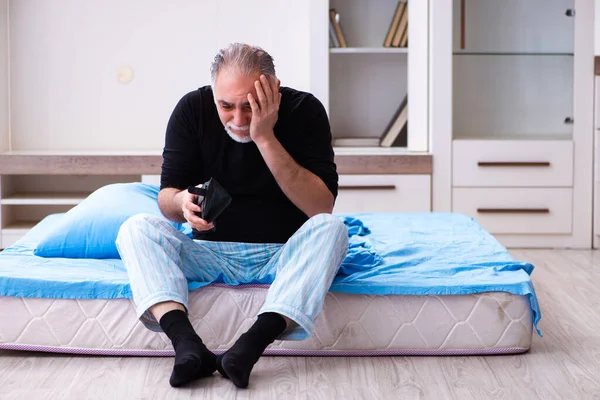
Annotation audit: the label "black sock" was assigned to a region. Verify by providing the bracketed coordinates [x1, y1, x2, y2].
[159, 309, 217, 387]
[217, 312, 287, 388]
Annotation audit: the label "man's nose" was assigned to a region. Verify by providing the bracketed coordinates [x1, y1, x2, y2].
[233, 110, 245, 127]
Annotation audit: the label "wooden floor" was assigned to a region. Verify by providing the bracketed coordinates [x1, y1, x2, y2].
[1, 249, 600, 399]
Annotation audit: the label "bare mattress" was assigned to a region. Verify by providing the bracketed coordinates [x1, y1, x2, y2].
[0, 212, 541, 356]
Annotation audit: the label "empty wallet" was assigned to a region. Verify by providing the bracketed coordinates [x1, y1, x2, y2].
[187, 177, 232, 224]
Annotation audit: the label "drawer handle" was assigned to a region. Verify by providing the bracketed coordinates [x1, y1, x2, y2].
[477, 161, 551, 167]
[477, 208, 550, 214]
[339, 185, 396, 190]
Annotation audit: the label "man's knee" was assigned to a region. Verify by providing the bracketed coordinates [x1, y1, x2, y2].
[309, 213, 347, 237]
[116, 213, 163, 244]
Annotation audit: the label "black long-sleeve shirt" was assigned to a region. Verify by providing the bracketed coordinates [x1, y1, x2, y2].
[160, 85, 338, 244]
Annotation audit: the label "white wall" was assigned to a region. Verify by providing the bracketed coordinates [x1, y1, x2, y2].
[8, 0, 315, 152]
[0, 0, 8, 152]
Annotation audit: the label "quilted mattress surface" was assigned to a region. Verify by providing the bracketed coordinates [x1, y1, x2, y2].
[0, 284, 532, 356]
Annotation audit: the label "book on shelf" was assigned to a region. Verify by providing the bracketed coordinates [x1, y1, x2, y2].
[329, 19, 340, 48]
[384, 1, 406, 47]
[384, 1, 408, 48]
[384, 123, 408, 147]
[380, 95, 408, 147]
[398, 19, 408, 48]
[332, 96, 408, 148]
[329, 9, 347, 48]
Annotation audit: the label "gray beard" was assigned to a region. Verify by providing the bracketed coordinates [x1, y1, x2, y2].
[224, 125, 252, 144]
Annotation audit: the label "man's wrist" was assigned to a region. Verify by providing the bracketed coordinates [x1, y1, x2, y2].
[175, 189, 187, 213]
[253, 131, 277, 149]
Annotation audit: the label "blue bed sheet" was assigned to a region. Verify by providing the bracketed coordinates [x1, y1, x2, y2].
[0, 212, 541, 335]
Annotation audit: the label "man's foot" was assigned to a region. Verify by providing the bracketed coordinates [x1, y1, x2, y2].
[216, 348, 254, 389]
[159, 309, 217, 387]
[170, 337, 217, 387]
[216, 312, 287, 388]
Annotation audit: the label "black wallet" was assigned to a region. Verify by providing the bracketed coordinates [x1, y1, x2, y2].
[187, 178, 232, 224]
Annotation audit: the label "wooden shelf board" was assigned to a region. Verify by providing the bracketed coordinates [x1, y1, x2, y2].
[0, 150, 161, 156]
[334, 153, 431, 174]
[1, 192, 90, 205]
[0, 153, 162, 175]
[2, 221, 37, 232]
[0, 152, 432, 175]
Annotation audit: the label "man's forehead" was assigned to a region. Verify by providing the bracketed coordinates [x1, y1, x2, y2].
[217, 98, 250, 106]
[213, 67, 262, 106]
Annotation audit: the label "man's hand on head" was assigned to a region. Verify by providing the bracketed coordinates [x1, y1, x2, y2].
[248, 75, 281, 146]
[180, 187, 215, 232]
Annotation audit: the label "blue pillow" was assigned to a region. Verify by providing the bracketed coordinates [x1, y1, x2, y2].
[33, 182, 185, 259]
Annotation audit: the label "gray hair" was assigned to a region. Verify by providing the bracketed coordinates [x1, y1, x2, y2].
[210, 43, 276, 85]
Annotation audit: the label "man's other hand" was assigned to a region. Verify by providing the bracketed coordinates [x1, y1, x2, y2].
[248, 74, 281, 146]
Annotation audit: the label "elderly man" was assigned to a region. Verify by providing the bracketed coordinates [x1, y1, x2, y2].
[116, 43, 348, 389]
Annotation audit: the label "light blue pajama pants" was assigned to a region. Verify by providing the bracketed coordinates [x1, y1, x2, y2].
[115, 213, 348, 340]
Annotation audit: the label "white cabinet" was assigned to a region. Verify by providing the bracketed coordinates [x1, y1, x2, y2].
[141, 175, 161, 186]
[431, 0, 595, 248]
[452, 140, 574, 188]
[334, 174, 430, 213]
[453, 188, 573, 235]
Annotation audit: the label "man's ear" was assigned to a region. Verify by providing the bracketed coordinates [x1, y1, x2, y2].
[277, 79, 281, 90]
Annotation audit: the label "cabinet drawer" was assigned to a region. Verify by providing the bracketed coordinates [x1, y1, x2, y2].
[452, 188, 572, 234]
[334, 175, 430, 213]
[1, 231, 25, 249]
[453, 140, 573, 187]
[141, 175, 161, 185]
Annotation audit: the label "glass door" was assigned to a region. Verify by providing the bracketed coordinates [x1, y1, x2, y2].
[452, 0, 575, 140]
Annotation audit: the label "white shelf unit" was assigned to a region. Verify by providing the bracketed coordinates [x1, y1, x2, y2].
[0, 174, 142, 248]
[0, 192, 90, 205]
[0, 0, 325, 237]
[324, 0, 429, 152]
[431, 0, 595, 248]
[0, 204, 74, 246]
[0, 1, 435, 249]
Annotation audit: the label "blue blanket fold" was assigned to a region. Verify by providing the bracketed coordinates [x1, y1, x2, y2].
[343, 216, 372, 236]
[339, 216, 383, 275]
